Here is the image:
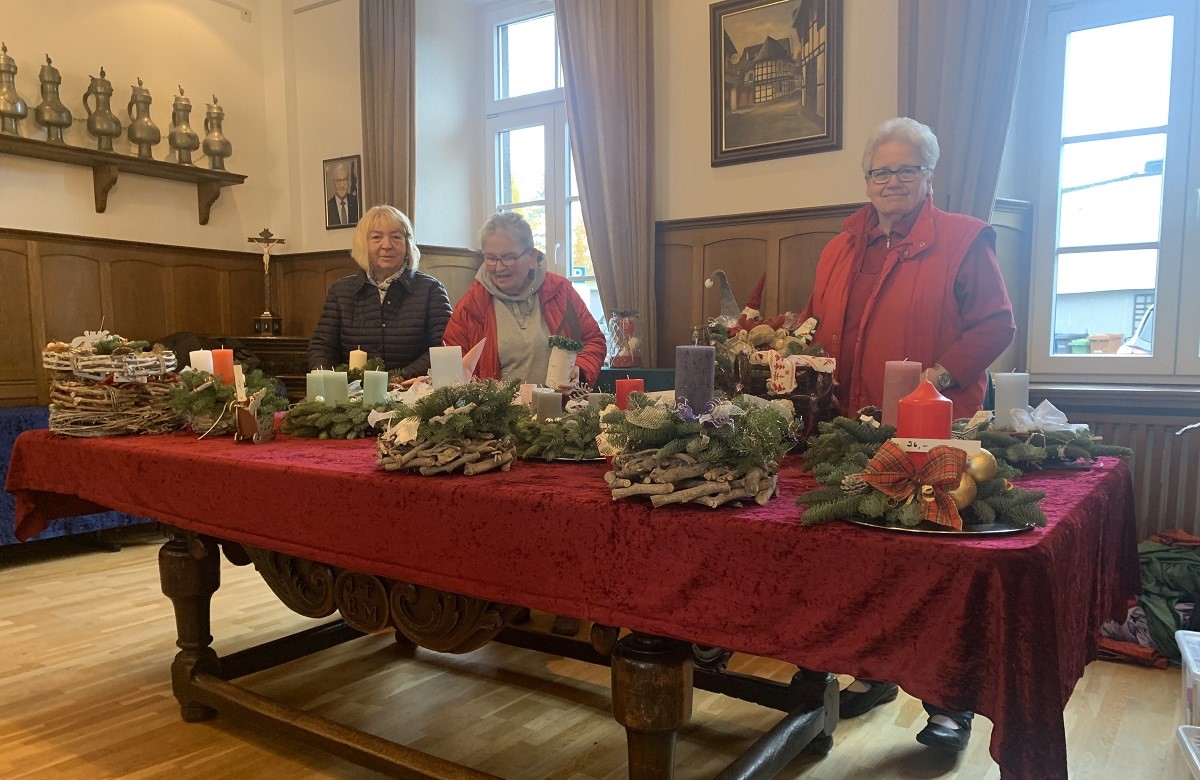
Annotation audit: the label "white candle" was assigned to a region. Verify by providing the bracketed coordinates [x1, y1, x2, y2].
[233, 364, 246, 402]
[306, 371, 325, 401]
[993, 372, 1030, 430]
[189, 349, 213, 374]
[349, 348, 368, 371]
[430, 345, 463, 388]
[324, 371, 349, 404]
[363, 370, 388, 406]
[518, 383, 537, 405]
[881, 361, 922, 427]
[532, 388, 562, 420]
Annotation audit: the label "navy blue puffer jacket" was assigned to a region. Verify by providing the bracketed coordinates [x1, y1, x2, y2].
[307, 268, 452, 377]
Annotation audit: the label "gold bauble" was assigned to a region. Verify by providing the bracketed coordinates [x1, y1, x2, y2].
[966, 448, 999, 482]
[946, 472, 978, 509]
[1001, 478, 1014, 491]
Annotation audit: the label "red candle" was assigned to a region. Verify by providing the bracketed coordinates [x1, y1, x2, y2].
[614, 378, 644, 410]
[896, 380, 953, 439]
[211, 348, 236, 385]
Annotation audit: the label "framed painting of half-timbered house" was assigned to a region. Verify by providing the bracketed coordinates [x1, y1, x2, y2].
[710, 0, 843, 166]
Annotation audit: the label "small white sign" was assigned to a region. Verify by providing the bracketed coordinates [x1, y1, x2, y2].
[891, 437, 982, 455]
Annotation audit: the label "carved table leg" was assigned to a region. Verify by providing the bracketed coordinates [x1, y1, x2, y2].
[611, 632, 693, 780]
[159, 530, 221, 722]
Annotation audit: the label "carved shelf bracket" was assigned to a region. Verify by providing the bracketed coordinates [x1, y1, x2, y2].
[0, 133, 245, 225]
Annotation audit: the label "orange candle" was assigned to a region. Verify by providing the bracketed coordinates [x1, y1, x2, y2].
[896, 380, 953, 439]
[614, 378, 644, 410]
[211, 348, 235, 384]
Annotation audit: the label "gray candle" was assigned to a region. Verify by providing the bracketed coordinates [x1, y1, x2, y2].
[532, 388, 562, 420]
[675, 345, 716, 412]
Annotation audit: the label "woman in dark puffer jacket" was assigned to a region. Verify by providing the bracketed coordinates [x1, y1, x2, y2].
[308, 205, 452, 378]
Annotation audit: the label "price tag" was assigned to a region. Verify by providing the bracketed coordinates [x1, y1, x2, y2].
[890, 437, 981, 455]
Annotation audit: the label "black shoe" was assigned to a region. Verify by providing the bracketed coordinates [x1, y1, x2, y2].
[916, 717, 972, 752]
[838, 681, 899, 719]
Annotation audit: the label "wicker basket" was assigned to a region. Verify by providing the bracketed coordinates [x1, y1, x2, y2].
[43, 340, 182, 437]
[716, 352, 840, 443]
[48, 379, 182, 437]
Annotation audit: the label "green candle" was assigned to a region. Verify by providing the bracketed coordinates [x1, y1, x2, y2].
[363, 370, 388, 406]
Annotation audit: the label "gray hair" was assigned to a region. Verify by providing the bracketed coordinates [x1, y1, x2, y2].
[861, 117, 940, 173]
[479, 211, 535, 254]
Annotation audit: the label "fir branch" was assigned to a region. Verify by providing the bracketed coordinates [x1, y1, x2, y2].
[548, 334, 586, 352]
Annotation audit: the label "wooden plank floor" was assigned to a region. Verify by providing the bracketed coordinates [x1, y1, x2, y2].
[0, 527, 1190, 779]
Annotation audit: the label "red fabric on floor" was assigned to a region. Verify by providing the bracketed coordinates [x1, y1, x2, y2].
[4, 429, 1140, 780]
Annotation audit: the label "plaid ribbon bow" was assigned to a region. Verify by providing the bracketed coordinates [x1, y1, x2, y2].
[860, 440, 967, 529]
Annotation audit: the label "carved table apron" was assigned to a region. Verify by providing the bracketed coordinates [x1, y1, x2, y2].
[160, 527, 836, 780]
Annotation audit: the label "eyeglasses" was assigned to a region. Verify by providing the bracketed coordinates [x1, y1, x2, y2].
[866, 165, 930, 185]
[481, 250, 529, 267]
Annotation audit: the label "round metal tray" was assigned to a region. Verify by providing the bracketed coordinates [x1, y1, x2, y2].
[844, 516, 1036, 536]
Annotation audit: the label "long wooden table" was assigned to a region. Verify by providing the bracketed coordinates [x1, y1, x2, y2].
[5, 428, 1140, 779]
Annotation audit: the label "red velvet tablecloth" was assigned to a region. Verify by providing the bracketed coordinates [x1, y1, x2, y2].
[5, 429, 1139, 780]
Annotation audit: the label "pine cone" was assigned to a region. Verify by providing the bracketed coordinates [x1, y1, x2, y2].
[841, 473, 868, 494]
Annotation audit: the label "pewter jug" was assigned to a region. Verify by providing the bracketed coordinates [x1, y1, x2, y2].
[83, 67, 122, 151]
[35, 54, 71, 143]
[167, 86, 200, 165]
[202, 95, 232, 170]
[0, 43, 29, 136]
[126, 78, 160, 159]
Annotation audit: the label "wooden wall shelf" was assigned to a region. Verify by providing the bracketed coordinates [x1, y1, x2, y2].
[0, 133, 246, 225]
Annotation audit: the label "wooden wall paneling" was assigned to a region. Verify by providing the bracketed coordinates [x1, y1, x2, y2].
[280, 267, 330, 339]
[655, 243, 698, 364]
[172, 264, 227, 337]
[228, 267, 265, 336]
[0, 240, 37, 405]
[38, 251, 104, 344]
[26, 241, 49, 405]
[109, 259, 169, 341]
[701, 238, 768, 325]
[777, 228, 837, 312]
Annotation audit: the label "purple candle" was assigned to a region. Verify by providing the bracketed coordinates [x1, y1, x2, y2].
[881, 360, 922, 427]
[675, 345, 716, 412]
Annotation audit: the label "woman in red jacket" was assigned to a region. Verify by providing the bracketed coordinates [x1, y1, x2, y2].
[804, 117, 1016, 753]
[443, 212, 606, 388]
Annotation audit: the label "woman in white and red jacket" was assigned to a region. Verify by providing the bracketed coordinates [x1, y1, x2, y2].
[443, 212, 606, 388]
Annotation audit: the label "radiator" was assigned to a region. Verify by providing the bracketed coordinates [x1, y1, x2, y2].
[1082, 414, 1200, 540]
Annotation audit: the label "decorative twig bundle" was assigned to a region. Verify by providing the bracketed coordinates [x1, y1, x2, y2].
[599, 394, 797, 507]
[376, 379, 523, 476]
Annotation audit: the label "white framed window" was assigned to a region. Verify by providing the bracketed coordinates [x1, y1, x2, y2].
[483, 1, 604, 327]
[1028, 0, 1200, 380]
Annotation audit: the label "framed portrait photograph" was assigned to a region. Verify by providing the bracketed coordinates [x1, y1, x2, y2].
[323, 155, 362, 230]
[710, 0, 843, 167]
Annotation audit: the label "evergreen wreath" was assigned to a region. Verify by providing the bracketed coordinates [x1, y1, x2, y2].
[282, 400, 386, 440]
[796, 416, 1048, 529]
[964, 422, 1132, 472]
[376, 379, 524, 475]
[512, 397, 611, 460]
[169, 369, 288, 420]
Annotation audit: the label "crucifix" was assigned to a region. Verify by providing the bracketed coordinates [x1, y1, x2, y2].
[247, 228, 285, 335]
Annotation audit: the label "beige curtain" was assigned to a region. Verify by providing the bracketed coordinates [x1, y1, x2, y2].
[359, 0, 416, 216]
[555, 1, 656, 363]
[899, 0, 1030, 220]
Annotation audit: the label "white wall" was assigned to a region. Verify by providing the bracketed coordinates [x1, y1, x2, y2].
[0, 0, 276, 251]
[289, 0, 363, 252]
[654, 0, 899, 220]
[0, 0, 899, 252]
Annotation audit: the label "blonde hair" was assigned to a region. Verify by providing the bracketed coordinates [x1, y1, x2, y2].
[351, 205, 421, 273]
[861, 117, 940, 173]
